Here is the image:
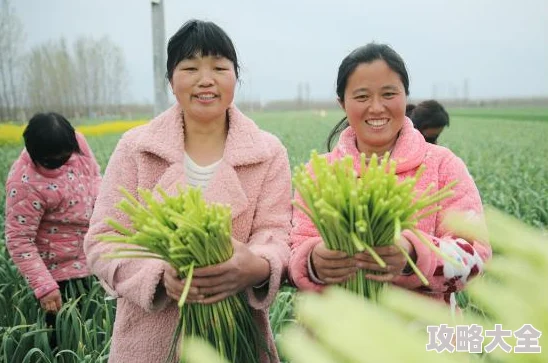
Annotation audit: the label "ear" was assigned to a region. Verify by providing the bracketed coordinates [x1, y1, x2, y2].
[337, 97, 345, 110]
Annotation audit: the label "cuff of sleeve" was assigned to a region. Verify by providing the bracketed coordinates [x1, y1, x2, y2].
[112, 259, 167, 312]
[151, 278, 171, 311]
[145, 263, 168, 311]
[253, 278, 269, 289]
[393, 229, 437, 288]
[307, 251, 326, 285]
[34, 282, 60, 300]
[288, 237, 325, 292]
[245, 242, 287, 310]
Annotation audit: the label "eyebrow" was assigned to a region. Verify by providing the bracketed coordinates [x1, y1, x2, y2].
[352, 85, 399, 95]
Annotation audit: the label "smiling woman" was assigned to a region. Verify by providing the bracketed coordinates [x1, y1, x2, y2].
[289, 43, 491, 312]
[84, 19, 292, 363]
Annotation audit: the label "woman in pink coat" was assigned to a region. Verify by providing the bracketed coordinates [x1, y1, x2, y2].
[5, 112, 101, 340]
[84, 20, 292, 362]
[289, 43, 492, 309]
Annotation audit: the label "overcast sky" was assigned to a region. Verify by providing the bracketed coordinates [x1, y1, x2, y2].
[12, 0, 548, 104]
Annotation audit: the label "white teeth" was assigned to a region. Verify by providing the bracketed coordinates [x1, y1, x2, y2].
[196, 94, 216, 100]
[366, 119, 389, 127]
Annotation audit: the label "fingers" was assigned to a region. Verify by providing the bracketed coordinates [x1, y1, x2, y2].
[356, 258, 406, 272]
[40, 289, 62, 313]
[192, 261, 230, 278]
[314, 256, 356, 270]
[191, 274, 229, 288]
[312, 253, 358, 283]
[196, 283, 235, 297]
[365, 273, 395, 282]
[314, 243, 349, 259]
[54, 295, 63, 311]
[354, 246, 408, 274]
[181, 284, 205, 303]
[164, 270, 204, 302]
[166, 282, 204, 303]
[199, 291, 231, 305]
[44, 301, 56, 312]
[354, 245, 400, 261]
[319, 266, 357, 280]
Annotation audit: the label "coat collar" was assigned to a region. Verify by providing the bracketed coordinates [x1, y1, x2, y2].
[334, 117, 427, 173]
[135, 103, 270, 167]
[133, 103, 269, 220]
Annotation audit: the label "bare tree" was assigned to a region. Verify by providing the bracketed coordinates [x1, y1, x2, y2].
[25, 39, 77, 116]
[25, 36, 129, 118]
[0, 0, 25, 121]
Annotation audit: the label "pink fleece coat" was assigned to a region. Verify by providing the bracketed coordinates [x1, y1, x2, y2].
[84, 104, 292, 363]
[289, 118, 492, 303]
[5, 133, 101, 299]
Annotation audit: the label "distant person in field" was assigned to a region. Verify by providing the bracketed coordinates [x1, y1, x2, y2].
[84, 19, 291, 363]
[288, 43, 491, 311]
[409, 99, 450, 144]
[405, 103, 416, 118]
[4, 112, 102, 345]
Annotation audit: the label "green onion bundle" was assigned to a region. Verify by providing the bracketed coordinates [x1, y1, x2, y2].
[99, 186, 265, 363]
[293, 151, 458, 300]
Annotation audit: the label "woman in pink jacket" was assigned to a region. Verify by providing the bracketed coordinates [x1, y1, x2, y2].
[289, 43, 492, 309]
[84, 20, 292, 362]
[5, 112, 101, 339]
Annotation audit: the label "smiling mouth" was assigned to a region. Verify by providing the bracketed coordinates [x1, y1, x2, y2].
[366, 118, 389, 128]
[194, 93, 217, 100]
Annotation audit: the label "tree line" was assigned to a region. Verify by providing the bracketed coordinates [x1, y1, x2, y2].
[0, 0, 129, 122]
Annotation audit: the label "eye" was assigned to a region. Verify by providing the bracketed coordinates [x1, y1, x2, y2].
[383, 92, 396, 98]
[354, 95, 368, 101]
[182, 67, 197, 71]
[214, 66, 228, 71]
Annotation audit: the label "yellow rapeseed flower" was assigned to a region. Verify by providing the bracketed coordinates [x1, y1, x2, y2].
[0, 120, 147, 145]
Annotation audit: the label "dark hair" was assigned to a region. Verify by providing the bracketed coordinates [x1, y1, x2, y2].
[166, 19, 240, 81]
[405, 104, 416, 118]
[326, 43, 410, 151]
[410, 100, 450, 130]
[23, 112, 81, 166]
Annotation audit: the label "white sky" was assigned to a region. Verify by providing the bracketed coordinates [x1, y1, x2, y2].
[12, 0, 548, 104]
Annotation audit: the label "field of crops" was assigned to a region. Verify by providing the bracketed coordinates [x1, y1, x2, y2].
[1, 108, 546, 362]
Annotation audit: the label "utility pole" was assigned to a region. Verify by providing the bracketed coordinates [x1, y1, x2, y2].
[151, 0, 169, 115]
[463, 78, 469, 102]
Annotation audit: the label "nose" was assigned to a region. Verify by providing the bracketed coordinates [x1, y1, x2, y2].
[197, 69, 214, 87]
[370, 96, 384, 113]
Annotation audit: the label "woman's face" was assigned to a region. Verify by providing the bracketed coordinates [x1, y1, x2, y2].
[340, 59, 407, 156]
[170, 54, 237, 124]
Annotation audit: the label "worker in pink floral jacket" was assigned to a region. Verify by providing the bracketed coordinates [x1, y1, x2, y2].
[289, 43, 492, 310]
[4, 112, 101, 331]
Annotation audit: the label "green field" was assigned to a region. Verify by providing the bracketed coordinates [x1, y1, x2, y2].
[1, 108, 547, 362]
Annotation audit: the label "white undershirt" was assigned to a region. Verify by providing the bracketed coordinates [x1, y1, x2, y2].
[184, 154, 222, 189]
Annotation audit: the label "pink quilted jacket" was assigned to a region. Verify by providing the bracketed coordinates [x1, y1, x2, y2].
[5, 133, 101, 299]
[289, 118, 492, 304]
[84, 104, 292, 363]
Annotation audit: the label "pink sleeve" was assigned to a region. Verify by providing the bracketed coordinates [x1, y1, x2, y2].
[5, 180, 58, 299]
[393, 155, 492, 293]
[245, 145, 292, 310]
[83, 135, 167, 312]
[288, 190, 326, 293]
